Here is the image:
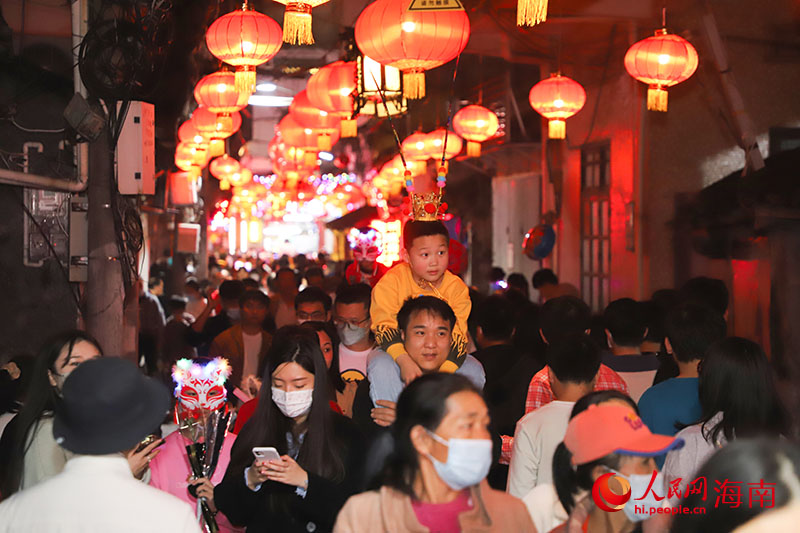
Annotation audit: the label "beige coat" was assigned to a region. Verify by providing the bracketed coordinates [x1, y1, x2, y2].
[208, 325, 272, 389]
[333, 481, 537, 533]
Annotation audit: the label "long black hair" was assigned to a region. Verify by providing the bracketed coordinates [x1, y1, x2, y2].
[553, 390, 639, 514]
[0, 330, 103, 499]
[228, 326, 344, 483]
[379, 373, 480, 497]
[697, 337, 788, 446]
[672, 438, 800, 532]
[299, 321, 346, 394]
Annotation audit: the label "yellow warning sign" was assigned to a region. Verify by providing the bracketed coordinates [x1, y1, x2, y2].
[407, 0, 465, 12]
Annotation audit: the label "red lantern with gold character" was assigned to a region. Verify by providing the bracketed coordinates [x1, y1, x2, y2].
[355, 0, 470, 100]
[624, 29, 698, 112]
[453, 105, 499, 157]
[206, 4, 283, 94]
[529, 73, 586, 140]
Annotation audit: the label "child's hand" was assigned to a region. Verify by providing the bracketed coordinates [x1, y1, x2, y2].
[396, 353, 423, 385]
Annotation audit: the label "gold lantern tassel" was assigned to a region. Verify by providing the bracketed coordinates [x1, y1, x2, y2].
[647, 86, 668, 112]
[216, 113, 233, 132]
[548, 119, 566, 139]
[303, 151, 318, 167]
[517, 0, 548, 27]
[283, 3, 314, 45]
[235, 66, 256, 95]
[219, 179, 231, 191]
[209, 139, 225, 158]
[340, 118, 357, 138]
[403, 71, 426, 100]
[466, 141, 481, 158]
[317, 134, 332, 151]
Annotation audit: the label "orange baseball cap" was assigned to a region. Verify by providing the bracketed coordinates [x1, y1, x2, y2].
[564, 403, 684, 465]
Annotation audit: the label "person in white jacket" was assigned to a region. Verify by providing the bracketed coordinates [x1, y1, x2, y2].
[0, 357, 201, 533]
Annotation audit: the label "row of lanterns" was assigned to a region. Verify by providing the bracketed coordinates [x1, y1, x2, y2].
[174, 0, 702, 214]
[529, 28, 699, 139]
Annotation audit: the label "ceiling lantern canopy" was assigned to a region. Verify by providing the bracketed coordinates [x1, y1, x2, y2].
[272, 1, 330, 45]
[425, 128, 463, 161]
[289, 89, 341, 151]
[307, 60, 357, 137]
[624, 29, 699, 112]
[205, 5, 283, 94]
[529, 73, 586, 139]
[194, 71, 250, 131]
[355, 0, 470, 100]
[453, 105, 499, 157]
[402, 132, 431, 161]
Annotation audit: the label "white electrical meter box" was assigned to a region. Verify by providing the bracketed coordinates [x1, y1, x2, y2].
[116, 101, 155, 195]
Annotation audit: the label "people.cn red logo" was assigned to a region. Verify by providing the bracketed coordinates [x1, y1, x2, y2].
[592, 472, 632, 512]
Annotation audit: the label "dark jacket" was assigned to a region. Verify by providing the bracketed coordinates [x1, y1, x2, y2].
[214, 414, 366, 533]
[472, 343, 543, 490]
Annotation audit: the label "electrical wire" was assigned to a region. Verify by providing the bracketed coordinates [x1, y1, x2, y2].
[9, 118, 65, 134]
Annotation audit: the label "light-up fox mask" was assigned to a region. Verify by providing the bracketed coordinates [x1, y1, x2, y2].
[172, 358, 231, 412]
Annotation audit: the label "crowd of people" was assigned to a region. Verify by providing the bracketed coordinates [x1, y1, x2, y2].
[0, 218, 797, 532]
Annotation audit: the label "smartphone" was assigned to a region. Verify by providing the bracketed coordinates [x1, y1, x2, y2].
[252, 447, 281, 463]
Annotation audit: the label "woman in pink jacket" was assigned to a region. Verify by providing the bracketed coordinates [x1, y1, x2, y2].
[149, 358, 243, 533]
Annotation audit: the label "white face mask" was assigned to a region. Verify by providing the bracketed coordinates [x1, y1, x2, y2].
[615, 469, 666, 522]
[337, 323, 370, 346]
[271, 387, 313, 419]
[426, 430, 493, 490]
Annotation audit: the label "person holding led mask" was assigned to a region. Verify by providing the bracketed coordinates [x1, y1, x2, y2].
[551, 403, 684, 533]
[345, 227, 389, 287]
[214, 327, 366, 533]
[335, 373, 534, 532]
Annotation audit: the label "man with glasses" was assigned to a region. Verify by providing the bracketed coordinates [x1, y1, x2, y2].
[334, 283, 384, 382]
[294, 287, 332, 324]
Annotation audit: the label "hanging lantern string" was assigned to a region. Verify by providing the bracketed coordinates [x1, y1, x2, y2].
[441, 53, 463, 168]
[369, 70, 408, 170]
[662, 6, 666, 27]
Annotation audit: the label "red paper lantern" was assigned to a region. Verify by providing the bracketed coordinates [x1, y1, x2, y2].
[178, 119, 207, 145]
[425, 128, 463, 161]
[307, 60, 357, 137]
[277, 114, 339, 166]
[401, 132, 431, 161]
[209, 154, 242, 180]
[624, 28, 698, 112]
[194, 71, 249, 131]
[453, 105, 499, 157]
[175, 142, 209, 176]
[206, 5, 283, 94]
[289, 89, 341, 151]
[355, 0, 470, 99]
[272, 1, 330, 45]
[191, 106, 242, 157]
[528, 73, 586, 139]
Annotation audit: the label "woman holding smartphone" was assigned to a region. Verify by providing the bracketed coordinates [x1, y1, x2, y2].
[215, 326, 366, 533]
